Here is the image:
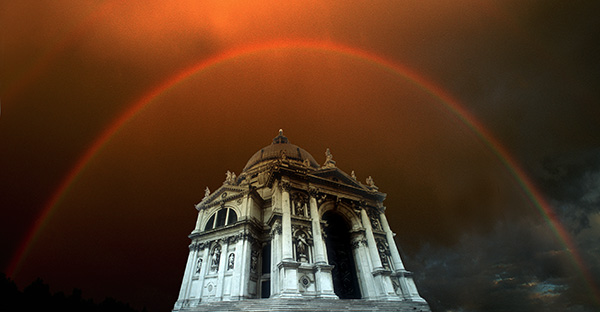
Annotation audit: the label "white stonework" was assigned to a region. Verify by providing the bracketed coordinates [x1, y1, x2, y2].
[173, 130, 428, 311]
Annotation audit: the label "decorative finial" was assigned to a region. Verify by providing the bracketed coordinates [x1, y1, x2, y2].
[273, 129, 289, 144]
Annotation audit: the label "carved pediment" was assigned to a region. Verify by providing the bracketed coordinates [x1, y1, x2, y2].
[311, 168, 367, 190]
[196, 185, 248, 210]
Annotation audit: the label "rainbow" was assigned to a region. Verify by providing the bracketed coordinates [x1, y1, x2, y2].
[7, 39, 598, 302]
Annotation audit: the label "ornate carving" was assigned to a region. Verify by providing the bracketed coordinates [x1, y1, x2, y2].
[350, 237, 368, 249]
[227, 253, 235, 270]
[190, 241, 208, 251]
[368, 208, 382, 231]
[228, 233, 241, 244]
[270, 220, 282, 237]
[391, 277, 401, 294]
[316, 193, 328, 205]
[299, 275, 311, 289]
[242, 232, 258, 244]
[204, 187, 210, 198]
[308, 186, 319, 197]
[303, 158, 310, 167]
[279, 181, 291, 192]
[376, 239, 391, 269]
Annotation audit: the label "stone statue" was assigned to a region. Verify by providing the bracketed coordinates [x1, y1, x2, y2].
[295, 200, 305, 216]
[225, 170, 237, 185]
[195, 257, 202, 274]
[323, 148, 336, 168]
[250, 250, 258, 273]
[351, 170, 357, 180]
[204, 187, 210, 198]
[228, 253, 235, 270]
[296, 232, 308, 262]
[211, 246, 221, 271]
[366, 176, 378, 189]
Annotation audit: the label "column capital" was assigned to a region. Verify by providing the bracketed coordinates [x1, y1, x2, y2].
[279, 180, 291, 192]
[308, 186, 320, 197]
[270, 220, 282, 237]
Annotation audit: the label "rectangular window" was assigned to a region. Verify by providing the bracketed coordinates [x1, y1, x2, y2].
[215, 208, 227, 227]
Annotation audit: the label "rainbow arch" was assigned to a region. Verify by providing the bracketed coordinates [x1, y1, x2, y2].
[7, 39, 598, 302]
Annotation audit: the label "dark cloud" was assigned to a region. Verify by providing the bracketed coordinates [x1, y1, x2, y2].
[410, 219, 597, 312]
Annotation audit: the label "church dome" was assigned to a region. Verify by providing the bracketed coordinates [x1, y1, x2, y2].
[242, 130, 320, 172]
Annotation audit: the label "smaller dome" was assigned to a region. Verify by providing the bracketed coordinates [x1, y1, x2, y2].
[242, 130, 320, 172]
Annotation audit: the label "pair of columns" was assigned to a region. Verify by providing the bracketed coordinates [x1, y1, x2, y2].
[276, 181, 336, 298]
[275, 178, 423, 301]
[361, 204, 425, 301]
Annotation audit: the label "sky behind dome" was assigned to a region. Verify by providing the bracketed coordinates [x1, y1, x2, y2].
[1, 1, 599, 311]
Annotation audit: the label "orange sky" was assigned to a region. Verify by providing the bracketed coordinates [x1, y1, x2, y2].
[2, 1, 599, 311]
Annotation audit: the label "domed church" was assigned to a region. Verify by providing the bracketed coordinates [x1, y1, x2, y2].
[173, 130, 430, 311]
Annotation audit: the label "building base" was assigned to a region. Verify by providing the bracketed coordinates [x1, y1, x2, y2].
[173, 298, 431, 312]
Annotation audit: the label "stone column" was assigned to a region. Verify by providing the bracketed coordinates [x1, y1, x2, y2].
[308, 187, 337, 298]
[277, 179, 301, 297]
[361, 208, 397, 299]
[280, 180, 293, 261]
[192, 208, 206, 233]
[308, 187, 327, 264]
[270, 221, 282, 297]
[380, 212, 426, 302]
[216, 240, 229, 299]
[360, 208, 383, 270]
[174, 243, 196, 310]
[194, 246, 210, 301]
[379, 212, 404, 270]
[352, 235, 377, 299]
[230, 236, 245, 300]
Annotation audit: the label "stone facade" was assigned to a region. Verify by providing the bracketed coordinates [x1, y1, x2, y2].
[173, 130, 429, 311]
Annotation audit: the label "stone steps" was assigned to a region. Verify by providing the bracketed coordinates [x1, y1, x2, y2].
[176, 298, 430, 312]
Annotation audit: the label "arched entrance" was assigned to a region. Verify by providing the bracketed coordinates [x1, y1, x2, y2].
[322, 211, 361, 299]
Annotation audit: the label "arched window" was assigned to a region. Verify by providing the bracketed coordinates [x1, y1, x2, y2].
[204, 208, 238, 231]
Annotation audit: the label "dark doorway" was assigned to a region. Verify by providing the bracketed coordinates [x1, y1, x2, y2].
[323, 211, 361, 299]
[260, 242, 271, 298]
